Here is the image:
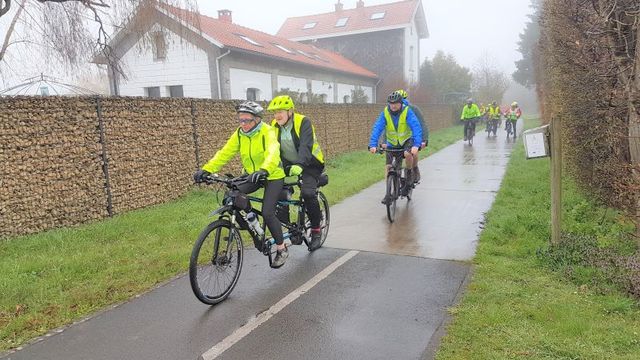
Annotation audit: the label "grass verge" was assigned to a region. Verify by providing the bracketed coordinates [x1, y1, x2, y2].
[0, 125, 463, 352]
[436, 119, 640, 359]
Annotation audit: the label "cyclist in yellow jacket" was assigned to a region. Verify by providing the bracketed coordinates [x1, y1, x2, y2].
[193, 101, 289, 268]
[460, 98, 481, 141]
[268, 95, 325, 251]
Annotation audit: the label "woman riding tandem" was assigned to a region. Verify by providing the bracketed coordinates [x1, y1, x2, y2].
[193, 101, 290, 268]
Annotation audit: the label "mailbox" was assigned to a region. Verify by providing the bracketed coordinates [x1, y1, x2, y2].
[523, 124, 550, 159]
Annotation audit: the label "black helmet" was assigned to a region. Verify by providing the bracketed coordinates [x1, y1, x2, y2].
[236, 101, 263, 118]
[387, 91, 403, 104]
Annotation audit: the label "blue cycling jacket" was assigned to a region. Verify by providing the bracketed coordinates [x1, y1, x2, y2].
[369, 103, 422, 148]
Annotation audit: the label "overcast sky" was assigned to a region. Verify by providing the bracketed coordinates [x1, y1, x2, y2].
[0, 0, 534, 88]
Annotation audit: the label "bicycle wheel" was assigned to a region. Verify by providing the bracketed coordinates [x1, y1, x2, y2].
[467, 125, 474, 145]
[386, 174, 398, 223]
[189, 219, 243, 305]
[304, 191, 330, 249]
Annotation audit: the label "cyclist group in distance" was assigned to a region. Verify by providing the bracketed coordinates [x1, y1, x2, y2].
[461, 99, 523, 141]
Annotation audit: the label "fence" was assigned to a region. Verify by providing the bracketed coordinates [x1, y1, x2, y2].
[0, 96, 454, 237]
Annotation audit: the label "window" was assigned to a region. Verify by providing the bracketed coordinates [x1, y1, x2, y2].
[410, 46, 414, 71]
[236, 34, 262, 47]
[39, 86, 49, 96]
[296, 49, 314, 59]
[370, 12, 386, 20]
[145, 86, 160, 98]
[246, 88, 260, 101]
[319, 94, 328, 103]
[343, 95, 350, 103]
[303, 22, 317, 29]
[273, 44, 295, 54]
[168, 85, 183, 98]
[153, 32, 166, 60]
[335, 17, 349, 27]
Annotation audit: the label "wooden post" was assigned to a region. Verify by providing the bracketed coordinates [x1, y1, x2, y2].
[550, 117, 562, 244]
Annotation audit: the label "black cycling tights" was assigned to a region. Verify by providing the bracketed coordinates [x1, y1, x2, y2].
[238, 179, 285, 245]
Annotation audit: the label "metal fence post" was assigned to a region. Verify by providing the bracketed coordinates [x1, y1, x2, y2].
[95, 96, 113, 217]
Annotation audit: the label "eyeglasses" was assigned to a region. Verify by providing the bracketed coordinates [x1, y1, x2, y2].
[237, 117, 255, 124]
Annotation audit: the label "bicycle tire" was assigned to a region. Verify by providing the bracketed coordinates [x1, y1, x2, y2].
[386, 174, 398, 223]
[304, 191, 331, 249]
[189, 219, 243, 305]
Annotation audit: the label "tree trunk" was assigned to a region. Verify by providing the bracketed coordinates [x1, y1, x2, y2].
[0, 0, 24, 64]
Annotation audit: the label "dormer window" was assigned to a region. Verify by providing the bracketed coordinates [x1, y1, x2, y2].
[335, 17, 349, 27]
[236, 34, 262, 47]
[303, 22, 317, 29]
[370, 12, 385, 20]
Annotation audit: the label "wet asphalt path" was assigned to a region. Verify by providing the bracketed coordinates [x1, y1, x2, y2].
[2, 123, 518, 360]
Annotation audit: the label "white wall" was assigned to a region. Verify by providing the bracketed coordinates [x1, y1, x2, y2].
[404, 21, 420, 85]
[311, 80, 334, 103]
[118, 24, 211, 98]
[277, 75, 307, 93]
[229, 68, 272, 100]
[361, 86, 373, 104]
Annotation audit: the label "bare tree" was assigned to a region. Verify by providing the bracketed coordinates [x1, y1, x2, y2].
[472, 52, 510, 104]
[0, 0, 196, 82]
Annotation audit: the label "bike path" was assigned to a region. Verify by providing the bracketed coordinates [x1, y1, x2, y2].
[325, 126, 517, 260]
[2, 123, 518, 360]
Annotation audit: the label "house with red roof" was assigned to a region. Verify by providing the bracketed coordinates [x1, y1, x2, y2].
[277, 0, 428, 102]
[95, 3, 378, 103]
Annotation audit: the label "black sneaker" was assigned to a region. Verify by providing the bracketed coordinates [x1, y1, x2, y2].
[290, 233, 303, 245]
[272, 248, 289, 268]
[309, 231, 322, 251]
[381, 195, 390, 204]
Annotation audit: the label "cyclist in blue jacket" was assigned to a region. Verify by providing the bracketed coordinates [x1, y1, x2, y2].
[368, 90, 422, 204]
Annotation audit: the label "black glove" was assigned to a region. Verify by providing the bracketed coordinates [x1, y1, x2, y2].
[193, 169, 211, 183]
[249, 169, 268, 184]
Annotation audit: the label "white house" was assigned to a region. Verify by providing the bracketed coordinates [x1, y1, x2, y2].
[95, 4, 378, 103]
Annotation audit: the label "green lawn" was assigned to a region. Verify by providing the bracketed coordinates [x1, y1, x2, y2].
[436, 119, 640, 359]
[0, 125, 463, 352]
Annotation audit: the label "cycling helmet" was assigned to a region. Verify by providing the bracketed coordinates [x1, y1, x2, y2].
[466, 98, 473, 104]
[235, 101, 263, 117]
[396, 89, 408, 99]
[387, 90, 403, 103]
[268, 95, 295, 111]
[511, 101, 518, 107]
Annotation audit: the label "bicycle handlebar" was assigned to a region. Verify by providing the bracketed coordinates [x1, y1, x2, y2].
[201, 174, 250, 187]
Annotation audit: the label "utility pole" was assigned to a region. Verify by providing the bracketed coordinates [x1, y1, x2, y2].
[550, 117, 562, 244]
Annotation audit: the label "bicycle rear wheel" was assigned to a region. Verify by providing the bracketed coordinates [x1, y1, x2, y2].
[189, 219, 243, 305]
[386, 174, 398, 223]
[304, 191, 331, 249]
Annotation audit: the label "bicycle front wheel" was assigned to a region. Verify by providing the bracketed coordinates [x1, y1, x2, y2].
[189, 219, 243, 305]
[386, 174, 398, 223]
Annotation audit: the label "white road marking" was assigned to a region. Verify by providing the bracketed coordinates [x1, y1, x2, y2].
[200, 250, 360, 360]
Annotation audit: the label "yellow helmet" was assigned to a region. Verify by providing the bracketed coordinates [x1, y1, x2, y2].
[396, 89, 408, 99]
[511, 101, 518, 107]
[268, 95, 295, 111]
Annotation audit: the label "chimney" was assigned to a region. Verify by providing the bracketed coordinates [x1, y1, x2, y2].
[356, 0, 365, 8]
[218, 9, 232, 23]
[335, 1, 343, 12]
